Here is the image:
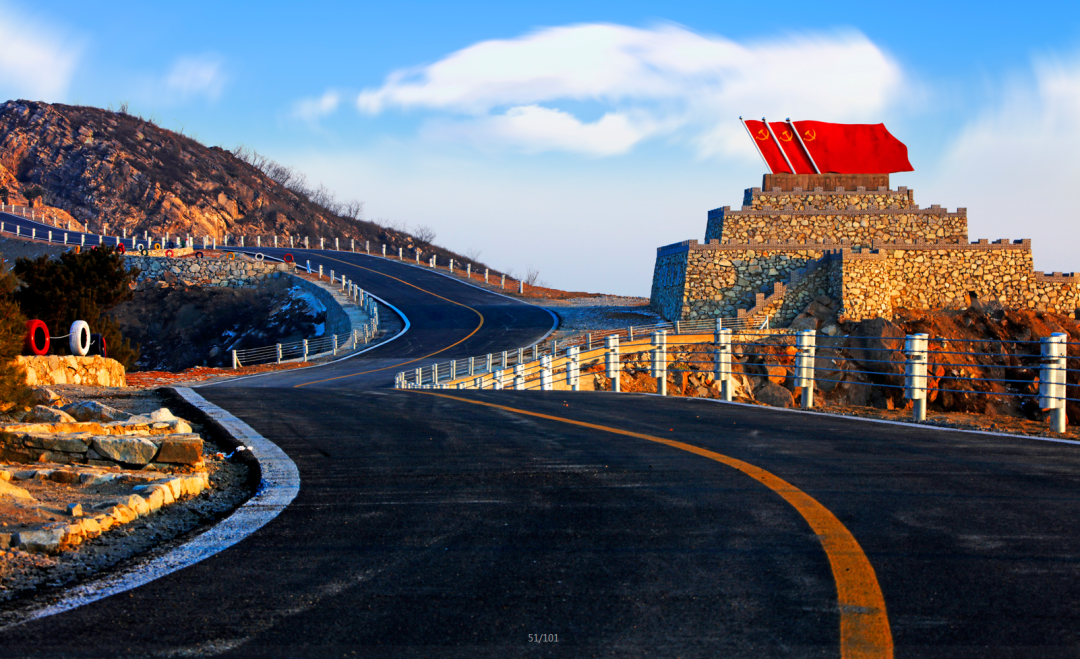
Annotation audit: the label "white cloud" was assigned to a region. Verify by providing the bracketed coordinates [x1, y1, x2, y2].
[0, 4, 81, 101]
[930, 55, 1080, 272]
[356, 23, 905, 157]
[292, 90, 341, 125]
[164, 55, 226, 101]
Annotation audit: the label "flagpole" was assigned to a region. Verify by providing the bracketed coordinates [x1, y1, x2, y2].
[765, 117, 796, 174]
[740, 116, 774, 173]
[788, 118, 820, 174]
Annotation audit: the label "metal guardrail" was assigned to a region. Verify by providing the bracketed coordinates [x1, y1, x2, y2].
[394, 315, 771, 388]
[399, 320, 1079, 435]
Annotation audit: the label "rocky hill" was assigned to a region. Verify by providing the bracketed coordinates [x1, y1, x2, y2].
[0, 100, 473, 266]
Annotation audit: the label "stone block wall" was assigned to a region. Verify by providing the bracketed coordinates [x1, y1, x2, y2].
[741, 186, 915, 210]
[771, 256, 837, 326]
[17, 355, 126, 387]
[649, 245, 690, 321]
[124, 254, 290, 288]
[705, 204, 967, 247]
[290, 275, 354, 338]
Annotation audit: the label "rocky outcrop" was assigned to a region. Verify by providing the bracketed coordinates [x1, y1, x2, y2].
[16, 355, 126, 387]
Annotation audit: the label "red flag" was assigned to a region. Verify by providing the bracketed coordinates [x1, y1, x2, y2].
[789, 121, 913, 174]
[742, 119, 792, 174]
[768, 121, 815, 174]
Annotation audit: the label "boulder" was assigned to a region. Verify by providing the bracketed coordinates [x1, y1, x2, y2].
[61, 400, 132, 422]
[0, 479, 37, 502]
[17, 526, 66, 553]
[155, 438, 203, 465]
[789, 315, 818, 331]
[91, 436, 157, 466]
[755, 381, 794, 408]
[28, 388, 63, 407]
[26, 406, 76, 423]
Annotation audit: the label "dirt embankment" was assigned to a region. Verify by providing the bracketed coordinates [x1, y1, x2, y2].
[109, 276, 328, 372]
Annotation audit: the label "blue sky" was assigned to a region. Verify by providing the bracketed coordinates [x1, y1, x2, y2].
[2, 0, 1079, 295]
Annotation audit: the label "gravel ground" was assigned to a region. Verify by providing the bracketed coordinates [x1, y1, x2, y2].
[541, 296, 662, 340]
[0, 387, 255, 608]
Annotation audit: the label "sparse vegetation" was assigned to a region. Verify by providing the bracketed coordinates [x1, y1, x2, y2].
[13, 247, 141, 369]
[0, 265, 30, 409]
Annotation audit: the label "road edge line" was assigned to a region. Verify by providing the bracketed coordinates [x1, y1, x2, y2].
[0, 387, 300, 629]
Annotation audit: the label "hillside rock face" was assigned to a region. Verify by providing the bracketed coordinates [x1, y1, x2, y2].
[0, 100, 389, 244]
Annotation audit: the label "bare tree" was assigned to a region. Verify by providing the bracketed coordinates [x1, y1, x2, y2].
[414, 224, 436, 248]
[341, 200, 365, 221]
[525, 266, 541, 286]
[464, 247, 482, 262]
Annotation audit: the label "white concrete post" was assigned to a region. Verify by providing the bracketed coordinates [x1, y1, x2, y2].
[494, 369, 505, 390]
[904, 333, 930, 422]
[290, 236, 294, 248]
[257, 236, 261, 247]
[351, 239, 355, 252]
[303, 339, 309, 362]
[274, 236, 278, 248]
[587, 333, 592, 351]
[365, 240, 370, 253]
[540, 355, 553, 390]
[467, 264, 471, 279]
[795, 329, 817, 409]
[450, 259, 454, 274]
[605, 335, 621, 393]
[469, 356, 475, 376]
[213, 237, 217, 250]
[433, 363, 440, 385]
[81, 233, 84, 246]
[675, 320, 681, 334]
[382, 244, 387, 257]
[450, 360, 457, 380]
[398, 246, 403, 260]
[513, 364, 525, 390]
[501, 274, 505, 289]
[485, 269, 489, 284]
[486, 353, 493, 373]
[473, 377, 482, 390]
[277, 343, 283, 364]
[330, 270, 334, 282]
[568, 346, 580, 391]
[1040, 333, 1068, 433]
[335, 238, 339, 251]
[64, 233, 67, 245]
[519, 280, 523, 294]
[651, 330, 667, 396]
[532, 344, 539, 361]
[517, 347, 524, 365]
[415, 250, 419, 264]
[629, 326, 634, 342]
[333, 334, 338, 356]
[47, 230, 51, 242]
[240, 235, 244, 247]
[715, 324, 733, 402]
[320, 237, 325, 250]
[318, 265, 323, 279]
[232, 350, 239, 369]
[502, 351, 507, 369]
[305, 236, 309, 249]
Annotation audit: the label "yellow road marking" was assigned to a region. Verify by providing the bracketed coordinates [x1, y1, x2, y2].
[293, 256, 484, 387]
[416, 391, 893, 659]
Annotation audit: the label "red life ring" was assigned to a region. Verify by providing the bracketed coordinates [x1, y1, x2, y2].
[116, 243, 126, 254]
[89, 333, 107, 358]
[24, 319, 49, 355]
[165, 249, 174, 258]
[283, 253, 294, 263]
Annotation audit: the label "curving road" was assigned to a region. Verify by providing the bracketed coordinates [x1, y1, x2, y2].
[2, 216, 1080, 657]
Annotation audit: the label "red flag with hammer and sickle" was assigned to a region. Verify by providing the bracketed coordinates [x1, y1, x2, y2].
[743, 119, 793, 174]
[768, 121, 816, 174]
[789, 121, 913, 173]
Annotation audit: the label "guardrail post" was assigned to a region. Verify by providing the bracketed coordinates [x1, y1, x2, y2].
[382, 244, 386, 257]
[485, 269, 489, 283]
[469, 356, 475, 376]
[568, 346, 580, 391]
[473, 376, 482, 389]
[335, 238, 339, 251]
[904, 333, 929, 421]
[675, 320, 681, 334]
[605, 335, 621, 393]
[651, 330, 667, 396]
[319, 237, 324, 250]
[398, 246, 403, 260]
[795, 329, 816, 409]
[587, 333, 592, 351]
[513, 364, 524, 390]
[628, 326, 634, 341]
[276, 343, 282, 364]
[450, 360, 457, 380]
[494, 369, 504, 390]
[303, 339, 309, 362]
[415, 367, 422, 387]
[319, 265, 323, 279]
[486, 353, 493, 372]
[450, 259, 454, 274]
[351, 239, 355, 252]
[540, 355, 553, 391]
[518, 280, 524, 294]
[715, 324, 733, 401]
[232, 350, 239, 369]
[501, 274, 505, 289]
[330, 269, 334, 282]
[1040, 333, 1068, 433]
[353, 329, 359, 348]
[502, 350, 507, 369]
[333, 334, 338, 356]
[532, 344, 538, 360]
[467, 263, 471, 279]
[433, 363, 440, 385]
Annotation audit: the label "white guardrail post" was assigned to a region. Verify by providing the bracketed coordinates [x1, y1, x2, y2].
[303, 339, 309, 362]
[276, 343, 283, 364]
[794, 329, 816, 409]
[904, 333, 929, 422]
[231, 350, 239, 369]
[714, 322, 733, 402]
[605, 334, 620, 393]
[651, 330, 666, 396]
[513, 364, 524, 390]
[494, 369, 504, 390]
[540, 355, 553, 391]
[567, 346, 580, 391]
[1040, 332, 1068, 433]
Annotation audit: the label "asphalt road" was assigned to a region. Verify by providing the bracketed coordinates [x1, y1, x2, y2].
[3, 216, 1080, 656]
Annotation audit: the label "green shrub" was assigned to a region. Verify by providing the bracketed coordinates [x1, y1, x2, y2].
[0, 265, 31, 409]
[14, 247, 141, 369]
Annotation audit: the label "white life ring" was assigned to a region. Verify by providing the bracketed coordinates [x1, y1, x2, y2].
[255, 252, 265, 262]
[69, 320, 90, 356]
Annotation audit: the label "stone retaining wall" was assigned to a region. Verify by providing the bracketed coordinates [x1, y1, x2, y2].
[705, 205, 967, 246]
[124, 254, 289, 288]
[290, 275, 354, 338]
[16, 355, 125, 387]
